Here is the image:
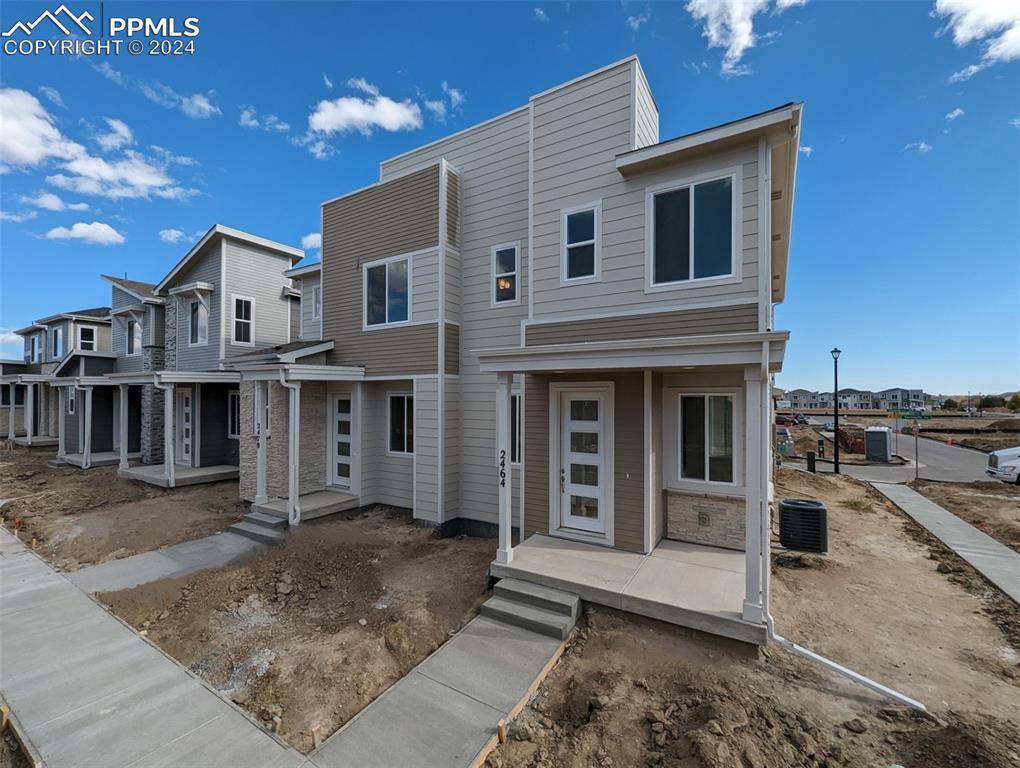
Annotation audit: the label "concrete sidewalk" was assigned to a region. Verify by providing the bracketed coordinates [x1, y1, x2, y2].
[308, 616, 564, 768]
[69, 531, 264, 593]
[0, 528, 303, 768]
[872, 483, 1020, 604]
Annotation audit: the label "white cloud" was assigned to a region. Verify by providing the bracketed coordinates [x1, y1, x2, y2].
[47, 148, 198, 201]
[38, 86, 65, 109]
[159, 228, 186, 243]
[306, 79, 422, 142]
[20, 192, 88, 211]
[179, 93, 221, 119]
[150, 145, 198, 167]
[323, 72, 334, 89]
[301, 232, 322, 250]
[95, 117, 135, 152]
[685, 0, 806, 76]
[1010, 117, 1020, 127]
[92, 61, 125, 86]
[0, 210, 38, 223]
[0, 87, 82, 170]
[799, 145, 813, 157]
[94, 63, 221, 119]
[0, 329, 22, 344]
[347, 77, 380, 97]
[534, 7, 548, 22]
[934, 0, 1020, 82]
[424, 98, 447, 122]
[945, 107, 965, 120]
[239, 105, 291, 133]
[239, 106, 260, 129]
[442, 81, 465, 109]
[904, 141, 934, 153]
[627, 9, 652, 32]
[45, 221, 125, 245]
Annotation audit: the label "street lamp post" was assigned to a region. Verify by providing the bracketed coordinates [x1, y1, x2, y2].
[831, 348, 841, 475]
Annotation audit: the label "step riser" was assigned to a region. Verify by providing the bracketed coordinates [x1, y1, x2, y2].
[243, 512, 288, 530]
[480, 603, 572, 640]
[494, 581, 580, 620]
[228, 523, 285, 546]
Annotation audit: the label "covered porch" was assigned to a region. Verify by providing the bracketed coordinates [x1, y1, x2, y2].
[118, 462, 238, 487]
[53, 376, 141, 470]
[479, 330, 787, 644]
[3, 374, 58, 446]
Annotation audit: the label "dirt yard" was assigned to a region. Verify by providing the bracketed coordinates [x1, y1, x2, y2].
[923, 432, 1019, 453]
[0, 448, 245, 570]
[487, 469, 1020, 768]
[99, 507, 494, 753]
[912, 480, 1020, 554]
[0, 730, 29, 768]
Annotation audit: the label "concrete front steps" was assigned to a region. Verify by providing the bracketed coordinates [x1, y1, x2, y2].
[481, 577, 580, 640]
[228, 488, 360, 545]
[228, 511, 287, 545]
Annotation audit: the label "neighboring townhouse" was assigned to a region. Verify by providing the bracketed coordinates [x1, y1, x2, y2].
[4, 307, 111, 449]
[836, 388, 873, 410]
[112, 225, 303, 488]
[875, 387, 924, 412]
[52, 276, 166, 469]
[231, 57, 802, 645]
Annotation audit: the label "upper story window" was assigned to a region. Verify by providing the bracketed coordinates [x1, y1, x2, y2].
[492, 243, 519, 305]
[561, 203, 601, 283]
[126, 319, 142, 356]
[649, 171, 737, 288]
[189, 300, 208, 346]
[232, 296, 254, 345]
[51, 327, 63, 359]
[365, 257, 409, 327]
[388, 393, 414, 454]
[312, 285, 322, 319]
[29, 335, 40, 363]
[78, 326, 97, 351]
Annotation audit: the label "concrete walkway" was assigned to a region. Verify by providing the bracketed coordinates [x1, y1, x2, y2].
[307, 616, 564, 768]
[69, 531, 265, 593]
[0, 528, 303, 768]
[872, 483, 1020, 604]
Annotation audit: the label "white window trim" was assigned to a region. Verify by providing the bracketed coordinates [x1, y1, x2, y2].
[362, 252, 414, 331]
[312, 284, 322, 320]
[227, 390, 240, 439]
[52, 327, 63, 359]
[663, 387, 743, 494]
[644, 166, 743, 294]
[77, 325, 98, 352]
[126, 318, 142, 357]
[68, 391, 76, 415]
[385, 391, 414, 457]
[29, 335, 40, 363]
[187, 299, 209, 347]
[560, 201, 602, 286]
[490, 241, 521, 307]
[231, 294, 256, 347]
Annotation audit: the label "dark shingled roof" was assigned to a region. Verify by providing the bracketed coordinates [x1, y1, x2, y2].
[102, 275, 157, 298]
[64, 307, 112, 318]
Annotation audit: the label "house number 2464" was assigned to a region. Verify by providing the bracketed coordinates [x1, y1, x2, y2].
[499, 449, 506, 488]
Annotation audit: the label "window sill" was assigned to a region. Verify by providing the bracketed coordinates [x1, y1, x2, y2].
[559, 275, 601, 288]
[665, 480, 745, 497]
[645, 272, 741, 294]
[385, 450, 414, 459]
[363, 320, 413, 332]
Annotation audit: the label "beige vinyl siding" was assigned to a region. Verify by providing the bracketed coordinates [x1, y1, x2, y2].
[223, 240, 294, 356]
[650, 372, 664, 546]
[525, 303, 758, 345]
[633, 60, 658, 150]
[381, 108, 530, 528]
[359, 381, 414, 509]
[523, 375, 548, 540]
[298, 274, 321, 340]
[444, 323, 460, 374]
[171, 244, 222, 371]
[414, 378, 439, 523]
[321, 165, 440, 376]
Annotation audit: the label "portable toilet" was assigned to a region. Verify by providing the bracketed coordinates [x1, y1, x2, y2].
[865, 426, 892, 462]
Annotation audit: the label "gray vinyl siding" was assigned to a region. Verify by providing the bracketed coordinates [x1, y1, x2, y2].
[444, 379, 460, 521]
[633, 61, 658, 150]
[91, 388, 114, 452]
[63, 389, 80, 453]
[412, 249, 440, 322]
[111, 287, 143, 373]
[223, 239, 294, 357]
[147, 304, 165, 349]
[171, 244, 222, 372]
[414, 378, 439, 523]
[359, 381, 414, 509]
[299, 274, 321, 340]
[289, 297, 301, 341]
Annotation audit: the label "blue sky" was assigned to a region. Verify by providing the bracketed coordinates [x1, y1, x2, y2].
[1, 0, 1017, 394]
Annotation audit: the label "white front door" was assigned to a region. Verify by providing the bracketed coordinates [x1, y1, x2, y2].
[559, 390, 608, 535]
[176, 388, 193, 466]
[332, 395, 353, 488]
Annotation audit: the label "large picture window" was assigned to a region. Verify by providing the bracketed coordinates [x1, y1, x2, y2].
[650, 173, 735, 286]
[561, 203, 600, 282]
[388, 393, 414, 454]
[365, 258, 409, 326]
[233, 296, 254, 345]
[189, 300, 208, 345]
[678, 394, 734, 483]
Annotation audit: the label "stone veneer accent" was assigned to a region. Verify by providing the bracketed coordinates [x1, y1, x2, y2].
[163, 299, 177, 370]
[665, 491, 745, 551]
[140, 345, 165, 464]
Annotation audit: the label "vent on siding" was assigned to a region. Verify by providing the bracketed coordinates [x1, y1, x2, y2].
[446, 169, 461, 250]
[771, 189, 783, 201]
[779, 499, 828, 553]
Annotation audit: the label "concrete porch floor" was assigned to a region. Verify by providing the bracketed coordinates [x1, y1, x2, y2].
[489, 534, 766, 645]
[64, 451, 140, 468]
[256, 488, 360, 521]
[117, 463, 239, 487]
[13, 436, 59, 448]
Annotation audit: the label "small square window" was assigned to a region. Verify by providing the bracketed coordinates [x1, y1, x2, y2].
[78, 326, 96, 351]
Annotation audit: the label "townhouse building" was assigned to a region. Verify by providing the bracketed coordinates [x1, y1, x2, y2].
[229, 57, 802, 644]
[874, 387, 924, 412]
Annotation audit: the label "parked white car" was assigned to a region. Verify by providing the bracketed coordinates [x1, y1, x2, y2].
[986, 446, 1020, 484]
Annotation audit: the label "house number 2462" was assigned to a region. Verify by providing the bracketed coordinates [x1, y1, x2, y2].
[499, 449, 506, 488]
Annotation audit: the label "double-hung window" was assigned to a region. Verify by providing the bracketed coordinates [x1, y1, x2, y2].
[52, 327, 63, 358]
[78, 326, 96, 351]
[491, 243, 519, 305]
[189, 300, 208, 346]
[561, 203, 600, 282]
[29, 335, 40, 363]
[233, 296, 254, 345]
[649, 172, 737, 287]
[365, 257, 409, 327]
[227, 390, 240, 439]
[126, 319, 142, 356]
[678, 393, 734, 484]
[387, 393, 414, 454]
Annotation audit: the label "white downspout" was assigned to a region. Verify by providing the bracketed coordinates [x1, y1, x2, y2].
[279, 370, 301, 527]
[758, 340, 925, 711]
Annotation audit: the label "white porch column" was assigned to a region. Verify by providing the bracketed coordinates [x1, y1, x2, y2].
[118, 384, 130, 470]
[156, 381, 176, 488]
[57, 388, 66, 458]
[254, 381, 268, 506]
[82, 386, 93, 470]
[7, 383, 15, 440]
[282, 378, 302, 526]
[25, 383, 35, 445]
[495, 372, 513, 564]
[742, 366, 764, 623]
